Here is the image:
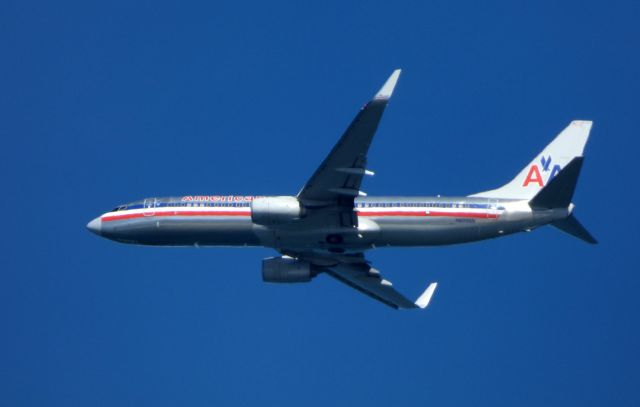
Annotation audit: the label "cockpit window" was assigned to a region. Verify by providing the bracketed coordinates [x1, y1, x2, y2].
[111, 205, 128, 212]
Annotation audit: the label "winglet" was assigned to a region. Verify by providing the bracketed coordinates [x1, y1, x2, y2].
[374, 69, 402, 100]
[415, 282, 438, 309]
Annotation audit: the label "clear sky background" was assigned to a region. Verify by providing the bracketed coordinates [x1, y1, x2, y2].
[2, 1, 639, 405]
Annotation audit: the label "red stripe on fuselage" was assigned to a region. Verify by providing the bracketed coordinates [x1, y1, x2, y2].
[101, 210, 499, 222]
[357, 211, 426, 217]
[428, 211, 499, 219]
[102, 211, 251, 222]
[357, 211, 498, 219]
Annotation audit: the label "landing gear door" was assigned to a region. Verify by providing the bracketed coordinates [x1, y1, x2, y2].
[143, 198, 157, 216]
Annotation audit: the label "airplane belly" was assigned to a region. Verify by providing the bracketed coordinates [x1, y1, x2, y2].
[373, 218, 482, 246]
[257, 217, 381, 252]
[370, 209, 536, 246]
[103, 216, 260, 246]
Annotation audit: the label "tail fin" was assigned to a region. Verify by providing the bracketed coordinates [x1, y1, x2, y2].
[529, 157, 583, 209]
[528, 155, 597, 243]
[471, 121, 593, 200]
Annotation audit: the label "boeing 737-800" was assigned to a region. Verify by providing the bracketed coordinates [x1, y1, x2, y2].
[87, 70, 596, 309]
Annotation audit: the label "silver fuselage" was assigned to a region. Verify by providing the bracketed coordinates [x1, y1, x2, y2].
[87, 195, 569, 252]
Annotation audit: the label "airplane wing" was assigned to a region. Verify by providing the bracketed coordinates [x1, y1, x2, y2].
[297, 70, 401, 227]
[324, 261, 437, 310]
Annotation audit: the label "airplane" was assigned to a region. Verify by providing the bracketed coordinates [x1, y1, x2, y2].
[87, 69, 596, 310]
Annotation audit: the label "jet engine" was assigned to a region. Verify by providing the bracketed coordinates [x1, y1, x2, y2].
[262, 256, 317, 283]
[251, 196, 303, 225]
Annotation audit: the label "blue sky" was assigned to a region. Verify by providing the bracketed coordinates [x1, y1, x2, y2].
[2, 1, 639, 405]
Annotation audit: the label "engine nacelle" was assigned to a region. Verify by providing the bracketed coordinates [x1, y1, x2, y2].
[262, 256, 315, 283]
[251, 196, 303, 226]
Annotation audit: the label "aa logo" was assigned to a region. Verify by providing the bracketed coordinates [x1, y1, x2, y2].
[523, 155, 562, 187]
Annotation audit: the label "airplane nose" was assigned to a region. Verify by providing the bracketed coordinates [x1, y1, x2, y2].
[86, 217, 102, 235]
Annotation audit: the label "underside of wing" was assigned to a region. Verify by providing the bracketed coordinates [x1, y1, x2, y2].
[297, 70, 401, 227]
[324, 262, 437, 310]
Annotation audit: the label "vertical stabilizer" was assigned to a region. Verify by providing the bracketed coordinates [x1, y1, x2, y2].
[528, 157, 584, 209]
[471, 121, 592, 200]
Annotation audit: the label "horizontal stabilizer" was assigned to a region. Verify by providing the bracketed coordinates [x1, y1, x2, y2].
[529, 157, 584, 209]
[552, 214, 597, 244]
